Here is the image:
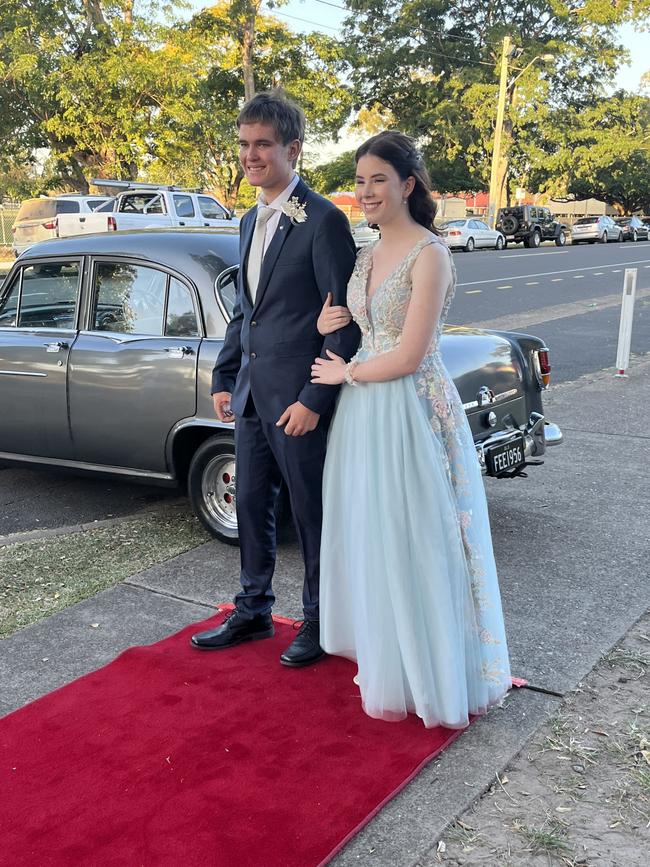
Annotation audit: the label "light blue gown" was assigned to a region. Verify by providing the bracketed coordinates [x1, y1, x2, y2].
[320, 236, 511, 729]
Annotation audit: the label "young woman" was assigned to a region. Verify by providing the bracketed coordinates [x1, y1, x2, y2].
[311, 132, 511, 729]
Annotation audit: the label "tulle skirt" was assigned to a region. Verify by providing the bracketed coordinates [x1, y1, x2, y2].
[320, 372, 511, 729]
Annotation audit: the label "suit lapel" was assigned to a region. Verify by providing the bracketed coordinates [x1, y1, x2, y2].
[239, 207, 257, 307]
[253, 178, 310, 311]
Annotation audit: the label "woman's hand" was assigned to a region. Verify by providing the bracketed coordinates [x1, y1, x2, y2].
[311, 350, 346, 385]
[317, 292, 352, 335]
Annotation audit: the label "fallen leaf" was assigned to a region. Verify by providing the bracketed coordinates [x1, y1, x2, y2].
[437, 840, 446, 854]
[90, 623, 100, 628]
[590, 729, 610, 737]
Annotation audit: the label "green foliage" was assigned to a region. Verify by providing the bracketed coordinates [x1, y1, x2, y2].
[310, 150, 357, 195]
[343, 0, 650, 197]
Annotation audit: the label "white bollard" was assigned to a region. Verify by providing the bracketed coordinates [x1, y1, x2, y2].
[615, 268, 637, 377]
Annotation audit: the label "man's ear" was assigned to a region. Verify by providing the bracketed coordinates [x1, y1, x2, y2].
[288, 139, 302, 168]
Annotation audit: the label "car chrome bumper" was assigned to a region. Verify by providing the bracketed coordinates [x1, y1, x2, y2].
[475, 413, 563, 475]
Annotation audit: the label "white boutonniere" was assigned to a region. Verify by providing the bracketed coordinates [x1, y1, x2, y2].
[281, 196, 308, 225]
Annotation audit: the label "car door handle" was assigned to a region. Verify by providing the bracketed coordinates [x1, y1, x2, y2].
[178, 221, 186, 226]
[43, 341, 69, 353]
[79, 216, 86, 223]
[165, 345, 194, 358]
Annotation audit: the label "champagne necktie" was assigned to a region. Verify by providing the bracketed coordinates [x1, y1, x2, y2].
[246, 205, 275, 304]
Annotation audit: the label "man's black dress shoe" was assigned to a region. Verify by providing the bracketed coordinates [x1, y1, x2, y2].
[191, 611, 274, 650]
[280, 620, 325, 667]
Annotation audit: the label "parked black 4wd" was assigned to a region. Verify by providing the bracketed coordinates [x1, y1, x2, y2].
[496, 205, 568, 248]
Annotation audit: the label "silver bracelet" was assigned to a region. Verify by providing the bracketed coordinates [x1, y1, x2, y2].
[344, 361, 359, 387]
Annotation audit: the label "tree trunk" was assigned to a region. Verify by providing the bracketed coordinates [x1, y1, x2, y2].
[123, 1, 133, 26]
[241, 2, 261, 101]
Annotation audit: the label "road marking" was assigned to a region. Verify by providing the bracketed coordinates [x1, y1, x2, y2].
[497, 250, 568, 258]
[551, 278, 563, 282]
[497, 284, 512, 289]
[457, 257, 650, 286]
[573, 275, 584, 279]
[465, 289, 482, 294]
[464, 286, 650, 331]
[526, 281, 539, 285]
[593, 271, 604, 275]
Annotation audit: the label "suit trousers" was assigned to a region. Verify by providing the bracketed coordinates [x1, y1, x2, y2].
[234, 395, 330, 621]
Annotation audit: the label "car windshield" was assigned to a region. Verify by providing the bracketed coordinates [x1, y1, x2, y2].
[442, 220, 466, 227]
[574, 217, 598, 225]
[616, 218, 630, 224]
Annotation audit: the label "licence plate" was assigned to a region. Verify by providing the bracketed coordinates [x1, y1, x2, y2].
[486, 435, 525, 475]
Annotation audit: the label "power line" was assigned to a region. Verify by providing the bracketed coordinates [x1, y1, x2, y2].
[310, 0, 503, 48]
[268, 6, 502, 70]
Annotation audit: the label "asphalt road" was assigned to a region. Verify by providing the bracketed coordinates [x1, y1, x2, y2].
[448, 239, 650, 383]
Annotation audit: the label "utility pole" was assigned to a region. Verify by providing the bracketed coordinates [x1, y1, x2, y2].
[486, 35, 511, 229]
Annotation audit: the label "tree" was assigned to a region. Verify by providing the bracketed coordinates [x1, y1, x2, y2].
[538, 93, 650, 214]
[310, 150, 357, 195]
[149, 2, 353, 207]
[342, 1, 650, 199]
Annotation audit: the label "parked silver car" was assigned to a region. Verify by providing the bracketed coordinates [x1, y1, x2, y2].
[440, 219, 505, 252]
[12, 195, 113, 256]
[570, 215, 623, 244]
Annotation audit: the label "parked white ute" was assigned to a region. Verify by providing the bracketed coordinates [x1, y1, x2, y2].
[56, 181, 238, 238]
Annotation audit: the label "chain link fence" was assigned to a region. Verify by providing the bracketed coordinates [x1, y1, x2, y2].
[1, 202, 19, 254]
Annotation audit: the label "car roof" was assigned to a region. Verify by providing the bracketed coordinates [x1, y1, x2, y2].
[17, 228, 241, 284]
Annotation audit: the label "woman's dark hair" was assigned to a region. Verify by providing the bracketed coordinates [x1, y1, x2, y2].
[355, 131, 438, 233]
[237, 90, 305, 145]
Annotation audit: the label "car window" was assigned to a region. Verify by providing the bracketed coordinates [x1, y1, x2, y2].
[575, 217, 597, 225]
[173, 195, 195, 218]
[215, 266, 237, 321]
[166, 278, 199, 337]
[92, 262, 167, 334]
[87, 198, 111, 211]
[443, 220, 465, 227]
[17, 262, 80, 329]
[468, 220, 479, 229]
[198, 196, 227, 220]
[54, 200, 81, 214]
[0, 272, 20, 327]
[529, 207, 537, 220]
[476, 220, 489, 230]
[118, 193, 165, 215]
[95, 199, 116, 212]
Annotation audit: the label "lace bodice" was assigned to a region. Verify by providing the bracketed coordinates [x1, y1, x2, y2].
[348, 234, 456, 360]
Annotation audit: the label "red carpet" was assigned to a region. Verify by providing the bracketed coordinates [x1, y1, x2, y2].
[0, 609, 517, 867]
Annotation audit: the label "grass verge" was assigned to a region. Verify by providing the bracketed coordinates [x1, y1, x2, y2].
[0, 508, 210, 638]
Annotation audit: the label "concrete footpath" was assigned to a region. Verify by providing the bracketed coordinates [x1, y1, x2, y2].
[1, 356, 649, 865]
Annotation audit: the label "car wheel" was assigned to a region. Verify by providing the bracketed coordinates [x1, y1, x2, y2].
[495, 235, 504, 250]
[501, 216, 518, 234]
[530, 230, 541, 248]
[188, 434, 240, 544]
[465, 237, 475, 252]
[632, 231, 638, 242]
[618, 231, 623, 242]
[600, 231, 608, 243]
[555, 230, 566, 247]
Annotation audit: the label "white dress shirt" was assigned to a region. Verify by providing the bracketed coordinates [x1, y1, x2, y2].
[258, 174, 301, 255]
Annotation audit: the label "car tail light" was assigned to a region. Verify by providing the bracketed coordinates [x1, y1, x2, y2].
[107, 216, 117, 231]
[448, 230, 462, 236]
[533, 348, 551, 388]
[42, 220, 57, 230]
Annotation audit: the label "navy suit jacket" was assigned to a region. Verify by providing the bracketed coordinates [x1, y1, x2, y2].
[212, 178, 361, 422]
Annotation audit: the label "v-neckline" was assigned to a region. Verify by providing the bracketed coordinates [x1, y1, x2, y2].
[365, 235, 433, 305]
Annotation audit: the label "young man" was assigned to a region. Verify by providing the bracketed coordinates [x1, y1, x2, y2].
[191, 91, 360, 666]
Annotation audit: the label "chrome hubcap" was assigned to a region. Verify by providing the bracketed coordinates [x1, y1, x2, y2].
[203, 455, 237, 529]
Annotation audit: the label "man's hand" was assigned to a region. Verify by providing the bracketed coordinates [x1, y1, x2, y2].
[276, 401, 320, 436]
[213, 391, 235, 423]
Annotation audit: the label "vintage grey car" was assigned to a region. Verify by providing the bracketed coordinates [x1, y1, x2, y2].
[0, 229, 562, 543]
